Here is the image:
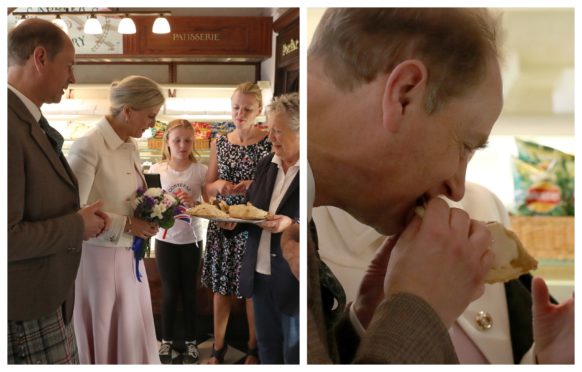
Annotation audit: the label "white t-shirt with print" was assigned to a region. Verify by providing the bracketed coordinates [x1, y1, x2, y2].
[149, 161, 208, 244]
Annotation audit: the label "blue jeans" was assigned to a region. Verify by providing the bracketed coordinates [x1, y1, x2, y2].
[252, 273, 299, 364]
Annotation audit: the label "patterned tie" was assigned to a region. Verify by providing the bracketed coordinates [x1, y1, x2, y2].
[310, 220, 347, 331]
[38, 115, 64, 153]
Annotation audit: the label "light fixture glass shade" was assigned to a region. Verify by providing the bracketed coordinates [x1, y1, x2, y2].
[52, 16, 69, 34]
[118, 16, 136, 34]
[84, 15, 102, 34]
[16, 17, 26, 27]
[152, 16, 170, 34]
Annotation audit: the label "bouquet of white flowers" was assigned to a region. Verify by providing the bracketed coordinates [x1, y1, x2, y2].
[131, 187, 179, 281]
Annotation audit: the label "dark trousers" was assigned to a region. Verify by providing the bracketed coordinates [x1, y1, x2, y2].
[155, 239, 202, 342]
[253, 272, 299, 364]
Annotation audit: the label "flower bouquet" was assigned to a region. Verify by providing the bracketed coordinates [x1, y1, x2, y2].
[131, 187, 180, 281]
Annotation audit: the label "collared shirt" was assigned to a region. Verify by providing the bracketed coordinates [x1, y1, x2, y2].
[255, 155, 300, 275]
[8, 84, 42, 122]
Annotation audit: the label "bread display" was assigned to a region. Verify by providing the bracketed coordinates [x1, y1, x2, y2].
[228, 202, 270, 220]
[186, 203, 229, 219]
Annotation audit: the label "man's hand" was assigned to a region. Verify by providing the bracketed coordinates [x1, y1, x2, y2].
[353, 235, 398, 329]
[532, 276, 574, 364]
[382, 197, 494, 328]
[78, 200, 107, 240]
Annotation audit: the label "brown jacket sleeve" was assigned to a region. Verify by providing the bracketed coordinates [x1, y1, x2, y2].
[308, 224, 458, 364]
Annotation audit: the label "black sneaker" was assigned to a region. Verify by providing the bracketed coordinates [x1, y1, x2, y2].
[183, 343, 199, 364]
[159, 342, 173, 364]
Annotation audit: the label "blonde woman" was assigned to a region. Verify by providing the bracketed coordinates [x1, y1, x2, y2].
[149, 120, 208, 364]
[68, 75, 164, 364]
[201, 82, 271, 364]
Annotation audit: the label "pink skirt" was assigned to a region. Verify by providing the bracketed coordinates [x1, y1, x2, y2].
[73, 243, 160, 364]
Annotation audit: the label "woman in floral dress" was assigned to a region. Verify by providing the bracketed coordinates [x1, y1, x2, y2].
[202, 82, 271, 364]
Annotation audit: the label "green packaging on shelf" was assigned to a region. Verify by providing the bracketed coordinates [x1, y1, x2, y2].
[512, 139, 574, 216]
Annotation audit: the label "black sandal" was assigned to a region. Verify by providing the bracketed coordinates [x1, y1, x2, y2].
[244, 347, 260, 364]
[210, 344, 228, 364]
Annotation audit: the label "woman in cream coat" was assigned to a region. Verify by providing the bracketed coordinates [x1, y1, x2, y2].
[313, 182, 573, 364]
[67, 75, 164, 364]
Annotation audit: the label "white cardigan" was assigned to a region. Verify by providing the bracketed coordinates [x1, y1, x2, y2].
[67, 117, 146, 248]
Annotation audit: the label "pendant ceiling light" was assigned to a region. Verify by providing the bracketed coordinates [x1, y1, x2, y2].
[52, 14, 69, 34]
[118, 14, 136, 34]
[15, 15, 26, 27]
[84, 14, 102, 34]
[152, 14, 170, 34]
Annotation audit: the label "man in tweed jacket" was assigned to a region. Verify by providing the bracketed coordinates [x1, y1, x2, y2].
[307, 8, 504, 363]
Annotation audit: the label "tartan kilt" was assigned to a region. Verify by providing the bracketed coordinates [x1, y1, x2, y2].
[8, 306, 79, 364]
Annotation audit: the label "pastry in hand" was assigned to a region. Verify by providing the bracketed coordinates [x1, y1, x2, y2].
[186, 203, 229, 219]
[414, 206, 538, 283]
[228, 202, 270, 220]
[483, 221, 538, 283]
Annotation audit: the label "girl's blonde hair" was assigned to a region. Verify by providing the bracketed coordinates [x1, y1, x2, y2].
[161, 119, 199, 163]
[109, 75, 165, 117]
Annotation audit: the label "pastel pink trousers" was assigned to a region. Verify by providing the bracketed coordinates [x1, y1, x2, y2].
[73, 243, 160, 364]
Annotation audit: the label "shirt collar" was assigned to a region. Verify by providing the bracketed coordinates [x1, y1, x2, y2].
[97, 117, 130, 150]
[8, 84, 42, 122]
[271, 154, 300, 169]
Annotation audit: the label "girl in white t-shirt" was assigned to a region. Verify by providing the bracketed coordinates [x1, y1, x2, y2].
[149, 119, 208, 364]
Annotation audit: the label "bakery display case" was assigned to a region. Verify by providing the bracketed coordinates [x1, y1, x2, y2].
[44, 82, 271, 168]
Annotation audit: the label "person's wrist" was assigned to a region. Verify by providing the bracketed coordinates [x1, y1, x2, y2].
[126, 216, 133, 233]
[352, 297, 373, 330]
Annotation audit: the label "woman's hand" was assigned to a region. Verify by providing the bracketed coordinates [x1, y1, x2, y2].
[258, 215, 293, 234]
[532, 276, 574, 364]
[174, 190, 194, 207]
[216, 221, 237, 230]
[215, 180, 235, 195]
[127, 217, 159, 239]
[232, 180, 253, 195]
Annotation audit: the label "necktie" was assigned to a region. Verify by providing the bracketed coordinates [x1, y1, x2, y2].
[310, 220, 347, 331]
[38, 116, 64, 153]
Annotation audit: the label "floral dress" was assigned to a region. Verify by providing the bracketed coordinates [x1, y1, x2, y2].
[201, 135, 271, 296]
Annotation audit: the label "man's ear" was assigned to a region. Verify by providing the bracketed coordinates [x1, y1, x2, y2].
[32, 46, 48, 73]
[381, 60, 428, 133]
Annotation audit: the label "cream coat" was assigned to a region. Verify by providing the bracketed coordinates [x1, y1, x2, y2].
[67, 117, 146, 248]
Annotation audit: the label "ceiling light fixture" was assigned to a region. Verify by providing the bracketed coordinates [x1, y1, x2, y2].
[15, 14, 26, 27]
[12, 9, 172, 35]
[52, 14, 69, 34]
[152, 14, 171, 34]
[118, 14, 136, 34]
[84, 14, 103, 34]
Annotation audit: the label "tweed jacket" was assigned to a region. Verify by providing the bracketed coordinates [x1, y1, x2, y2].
[8, 89, 84, 322]
[238, 153, 300, 315]
[307, 228, 458, 364]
